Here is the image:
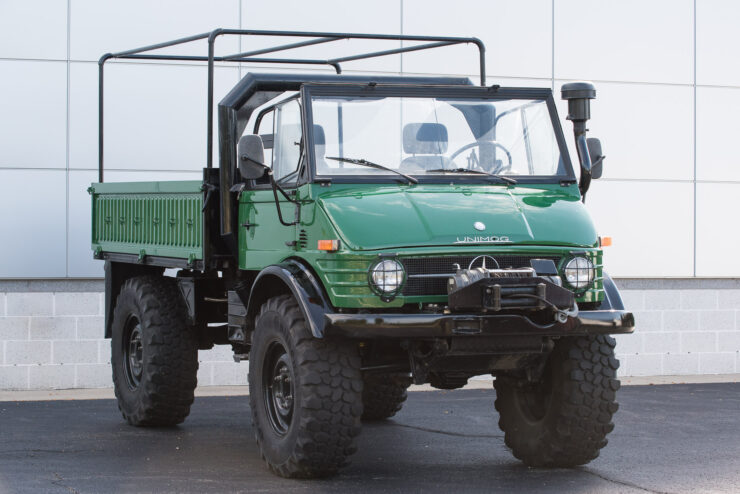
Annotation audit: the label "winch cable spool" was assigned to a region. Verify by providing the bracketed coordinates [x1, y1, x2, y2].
[447, 267, 535, 293]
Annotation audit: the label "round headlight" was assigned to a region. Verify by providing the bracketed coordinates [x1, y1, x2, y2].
[369, 259, 405, 295]
[564, 257, 594, 289]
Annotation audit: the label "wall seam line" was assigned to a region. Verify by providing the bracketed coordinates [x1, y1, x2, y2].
[65, 0, 71, 278]
[400, 0, 404, 75]
[693, 0, 697, 277]
[238, 0, 242, 81]
[551, 0, 555, 92]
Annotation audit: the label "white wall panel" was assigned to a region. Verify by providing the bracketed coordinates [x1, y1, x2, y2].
[0, 60, 67, 169]
[556, 81, 694, 181]
[70, 0, 240, 61]
[696, 86, 740, 182]
[68, 62, 98, 172]
[402, 0, 551, 79]
[67, 170, 99, 278]
[0, 170, 66, 278]
[487, 77, 552, 90]
[241, 0, 401, 74]
[586, 181, 694, 277]
[696, 183, 740, 276]
[696, 0, 740, 87]
[69, 63, 239, 172]
[554, 0, 694, 84]
[0, 0, 67, 60]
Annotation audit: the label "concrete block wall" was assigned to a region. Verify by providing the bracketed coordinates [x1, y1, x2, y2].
[613, 281, 740, 377]
[2, 279, 740, 390]
[0, 283, 246, 390]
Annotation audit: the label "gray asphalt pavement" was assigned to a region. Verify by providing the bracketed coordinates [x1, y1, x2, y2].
[0, 383, 738, 494]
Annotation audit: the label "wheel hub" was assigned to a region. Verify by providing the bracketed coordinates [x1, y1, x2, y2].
[263, 344, 295, 436]
[123, 318, 144, 390]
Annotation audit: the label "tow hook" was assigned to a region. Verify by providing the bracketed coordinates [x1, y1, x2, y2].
[555, 303, 579, 324]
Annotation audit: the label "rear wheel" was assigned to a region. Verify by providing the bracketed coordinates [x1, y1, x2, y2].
[494, 335, 620, 467]
[249, 295, 363, 478]
[361, 373, 411, 421]
[111, 276, 198, 426]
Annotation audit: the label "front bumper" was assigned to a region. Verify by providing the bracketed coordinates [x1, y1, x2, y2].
[324, 309, 634, 339]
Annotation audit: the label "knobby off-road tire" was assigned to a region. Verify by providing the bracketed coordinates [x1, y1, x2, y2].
[249, 295, 363, 478]
[111, 276, 198, 426]
[361, 373, 412, 421]
[494, 334, 620, 467]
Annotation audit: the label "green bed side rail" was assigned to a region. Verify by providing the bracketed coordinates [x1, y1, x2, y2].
[89, 181, 205, 262]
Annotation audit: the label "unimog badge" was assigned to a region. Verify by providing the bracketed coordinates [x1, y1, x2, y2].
[454, 235, 512, 244]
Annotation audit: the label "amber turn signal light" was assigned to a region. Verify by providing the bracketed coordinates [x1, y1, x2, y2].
[599, 236, 612, 247]
[318, 239, 340, 252]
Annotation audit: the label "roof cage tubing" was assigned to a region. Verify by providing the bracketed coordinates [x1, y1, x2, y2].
[97, 28, 487, 181]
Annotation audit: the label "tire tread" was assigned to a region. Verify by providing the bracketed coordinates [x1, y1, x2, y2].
[250, 295, 363, 478]
[494, 334, 620, 467]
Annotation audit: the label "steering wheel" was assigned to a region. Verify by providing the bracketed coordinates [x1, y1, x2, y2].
[448, 141, 513, 173]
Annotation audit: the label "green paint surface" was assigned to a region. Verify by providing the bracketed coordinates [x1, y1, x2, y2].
[91, 179, 604, 309]
[237, 182, 603, 308]
[315, 183, 596, 250]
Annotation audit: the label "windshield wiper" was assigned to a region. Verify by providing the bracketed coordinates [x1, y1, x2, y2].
[326, 157, 418, 184]
[426, 168, 517, 185]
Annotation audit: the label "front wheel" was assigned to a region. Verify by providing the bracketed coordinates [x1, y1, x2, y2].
[249, 295, 363, 478]
[494, 335, 620, 467]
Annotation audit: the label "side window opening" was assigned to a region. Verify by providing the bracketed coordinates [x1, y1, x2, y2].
[256, 110, 274, 170]
[273, 98, 303, 185]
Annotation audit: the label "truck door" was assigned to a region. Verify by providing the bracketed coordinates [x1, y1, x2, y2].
[238, 97, 303, 269]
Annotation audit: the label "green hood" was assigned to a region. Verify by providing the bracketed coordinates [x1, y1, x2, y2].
[317, 184, 597, 251]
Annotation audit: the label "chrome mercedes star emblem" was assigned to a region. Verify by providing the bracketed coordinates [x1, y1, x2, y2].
[468, 255, 499, 270]
[474, 221, 486, 231]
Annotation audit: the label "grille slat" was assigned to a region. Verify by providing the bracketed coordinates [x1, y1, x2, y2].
[401, 255, 560, 296]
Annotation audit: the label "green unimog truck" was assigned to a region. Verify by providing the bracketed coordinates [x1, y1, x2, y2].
[90, 30, 634, 478]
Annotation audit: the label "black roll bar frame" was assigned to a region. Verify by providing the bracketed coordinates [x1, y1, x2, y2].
[97, 28, 486, 182]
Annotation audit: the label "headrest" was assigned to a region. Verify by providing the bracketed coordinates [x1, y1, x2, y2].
[403, 123, 448, 154]
[313, 124, 325, 146]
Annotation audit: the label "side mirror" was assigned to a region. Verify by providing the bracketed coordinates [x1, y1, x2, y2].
[237, 134, 268, 180]
[587, 137, 605, 179]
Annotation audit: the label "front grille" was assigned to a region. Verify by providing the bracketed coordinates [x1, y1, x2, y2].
[401, 255, 561, 296]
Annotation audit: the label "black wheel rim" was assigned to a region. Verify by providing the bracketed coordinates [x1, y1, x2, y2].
[262, 341, 295, 436]
[123, 316, 144, 390]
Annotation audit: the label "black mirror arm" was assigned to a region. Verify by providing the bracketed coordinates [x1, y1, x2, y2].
[575, 134, 592, 202]
[591, 154, 605, 168]
[267, 170, 300, 227]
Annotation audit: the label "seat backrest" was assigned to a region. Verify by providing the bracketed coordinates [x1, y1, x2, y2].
[401, 122, 450, 170]
[403, 123, 448, 155]
[312, 124, 330, 174]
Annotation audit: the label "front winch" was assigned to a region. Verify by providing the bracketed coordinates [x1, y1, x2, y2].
[447, 265, 577, 323]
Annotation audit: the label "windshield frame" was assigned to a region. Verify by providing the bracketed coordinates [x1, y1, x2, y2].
[300, 84, 576, 185]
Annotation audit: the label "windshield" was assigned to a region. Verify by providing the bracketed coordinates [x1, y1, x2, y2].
[310, 95, 567, 180]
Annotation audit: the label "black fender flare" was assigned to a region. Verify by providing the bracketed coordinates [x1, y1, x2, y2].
[245, 260, 333, 338]
[599, 271, 625, 310]
[104, 260, 164, 338]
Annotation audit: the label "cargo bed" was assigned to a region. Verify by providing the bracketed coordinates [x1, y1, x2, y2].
[89, 180, 207, 268]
